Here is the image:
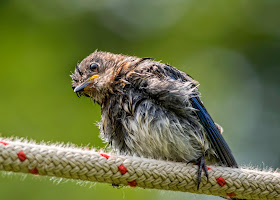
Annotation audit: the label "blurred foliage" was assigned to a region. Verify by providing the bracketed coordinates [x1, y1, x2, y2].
[0, 0, 279, 199]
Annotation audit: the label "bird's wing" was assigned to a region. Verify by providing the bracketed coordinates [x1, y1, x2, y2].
[136, 63, 238, 167]
[190, 96, 238, 167]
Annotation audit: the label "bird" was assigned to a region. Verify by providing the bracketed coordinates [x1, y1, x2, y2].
[71, 50, 239, 191]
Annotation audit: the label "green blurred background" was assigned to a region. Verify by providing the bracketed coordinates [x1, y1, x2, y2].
[0, 0, 279, 199]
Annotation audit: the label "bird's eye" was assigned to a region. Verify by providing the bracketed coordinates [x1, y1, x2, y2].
[90, 63, 99, 72]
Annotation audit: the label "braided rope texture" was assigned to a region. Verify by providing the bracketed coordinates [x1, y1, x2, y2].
[0, 138, 279, 199]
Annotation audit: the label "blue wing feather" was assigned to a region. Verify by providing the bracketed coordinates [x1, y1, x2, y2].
[191, 97, 238, 167]
[159, 64, 238, 167]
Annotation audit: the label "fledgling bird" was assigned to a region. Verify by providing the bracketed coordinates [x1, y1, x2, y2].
[71, 50, 238, 190]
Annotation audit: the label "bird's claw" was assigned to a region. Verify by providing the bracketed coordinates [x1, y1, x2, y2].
[112, 183, 123, 189]
[187, 156, 209, 190]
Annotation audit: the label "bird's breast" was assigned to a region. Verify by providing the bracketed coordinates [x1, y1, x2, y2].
[99, 94, 209, 162]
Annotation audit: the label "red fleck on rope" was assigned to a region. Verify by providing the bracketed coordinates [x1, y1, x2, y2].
[29, 168, 39, 175]
[216, 177, 226, 186]
[0, 137, 279, 200]
[0, 141, 9, 146]
[100, 153, 110, 159]
[215, 176, 237, 197]
[227, 192, 236, 197]
[128, 180, 137, 187]
[118, 164, 128, 175]
[17, 151, 27, 162]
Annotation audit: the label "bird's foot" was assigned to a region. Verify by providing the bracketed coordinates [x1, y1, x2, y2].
[112, 183, 123, 189]
[187, 156, 209, 190]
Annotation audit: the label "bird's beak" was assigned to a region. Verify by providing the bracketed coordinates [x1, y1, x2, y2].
[74, 75, 99, 93]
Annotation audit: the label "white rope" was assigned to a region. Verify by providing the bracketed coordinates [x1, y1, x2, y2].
[0, 137, 279, 200]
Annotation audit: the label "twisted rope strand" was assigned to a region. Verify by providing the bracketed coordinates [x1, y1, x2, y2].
[0, 138, 279, 200]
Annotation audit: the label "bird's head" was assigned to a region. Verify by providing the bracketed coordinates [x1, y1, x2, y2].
[71, 51, 135, 104]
